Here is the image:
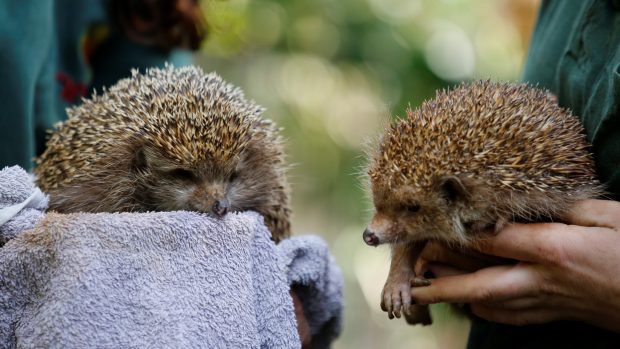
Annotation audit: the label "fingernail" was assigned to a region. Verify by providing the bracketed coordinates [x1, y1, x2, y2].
[412, 277, 431, 287]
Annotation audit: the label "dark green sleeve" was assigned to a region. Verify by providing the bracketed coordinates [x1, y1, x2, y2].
[468, 1, 620, 348]
[522, 0, 620, 200]
[0, 1, 60, 170]
[0, 0, 193, 171]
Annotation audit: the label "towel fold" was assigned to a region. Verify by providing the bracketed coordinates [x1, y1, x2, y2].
[279, 237, 343, 349]
[0, 166, 343, 349]
[0, 166, 47, 243]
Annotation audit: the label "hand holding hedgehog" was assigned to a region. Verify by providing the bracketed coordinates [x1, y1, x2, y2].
[411, 199, 620, 333]
[363, 81, 603, 325]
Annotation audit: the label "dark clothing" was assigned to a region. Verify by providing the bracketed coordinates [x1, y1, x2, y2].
[468, 321, 620, 349]
[0, 0, 192, 170]
[0, 1, 57, 171]
[522, 0, 620, 201]
[467, 0, 620, 348]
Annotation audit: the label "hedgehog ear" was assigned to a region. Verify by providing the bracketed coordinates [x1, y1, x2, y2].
[438, 175, 471, 203]
[545, 91, 559, 104]
[134, 146, 148, 171]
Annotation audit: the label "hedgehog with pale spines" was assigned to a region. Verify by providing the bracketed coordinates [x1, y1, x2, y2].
[362, 80, 603, 325]
[35, 65, 291, 241]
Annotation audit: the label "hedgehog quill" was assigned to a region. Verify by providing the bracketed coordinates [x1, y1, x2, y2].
[363, 81, 603, 325]
[35, 66, 291, 241]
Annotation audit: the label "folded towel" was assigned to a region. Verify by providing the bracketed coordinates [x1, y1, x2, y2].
[0, 166, 343, 349]
[279, 237, 343, 349]
[0, 166, 47, 244]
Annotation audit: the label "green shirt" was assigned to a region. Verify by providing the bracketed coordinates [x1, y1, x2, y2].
[468, 0, 620, 348]
[0, 0, 192, 171]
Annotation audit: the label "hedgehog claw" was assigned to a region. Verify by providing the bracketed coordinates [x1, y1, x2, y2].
[381, 279, 412, 321]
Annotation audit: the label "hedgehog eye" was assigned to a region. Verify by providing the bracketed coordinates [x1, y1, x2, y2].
[403, 202, 421, 213]
[230, 171, 240, 181]
[168, 168, 196, 181]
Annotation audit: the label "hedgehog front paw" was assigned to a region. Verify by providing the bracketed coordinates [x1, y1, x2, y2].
[380, 278, 413, 319]
[403, 277, 433, 325]
[403, 304, 433, 325]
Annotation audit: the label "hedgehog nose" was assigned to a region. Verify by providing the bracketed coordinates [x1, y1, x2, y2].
[363, 229, 379, 246]
[212, 199, 229, 217]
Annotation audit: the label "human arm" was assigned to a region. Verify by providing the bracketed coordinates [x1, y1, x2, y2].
[411, 199, 620, 333]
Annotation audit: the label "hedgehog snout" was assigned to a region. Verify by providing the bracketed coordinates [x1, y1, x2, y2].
[212, 198, 230, 217]
[363, 228, 380, 246]
[364, 213, 392, 246]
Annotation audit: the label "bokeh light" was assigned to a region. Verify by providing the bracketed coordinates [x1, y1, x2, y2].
[424, 22, 476, 81]
[197, 0, 539, 347]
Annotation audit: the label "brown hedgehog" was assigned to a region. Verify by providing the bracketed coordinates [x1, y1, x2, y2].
[362, 80, 603, 325]
[35, 65, 291, 241]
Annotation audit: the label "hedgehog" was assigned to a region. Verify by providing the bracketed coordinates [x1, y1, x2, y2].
[362, 80, 603, 325]
[34, 65, 291, 241]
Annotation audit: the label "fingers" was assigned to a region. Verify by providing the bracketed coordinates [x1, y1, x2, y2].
[417, 263, 469, 278]
[481, 297, 541, 310]
[416, 241, 496, 274]
[470, 303, 563, 326]
[473, 223, 570, 263]
[563, 199, 620, 229]
[411, 263, 539, 305]
[290, 290, 312, 347]
[471, 199, 620, 263]
[411, 277, 432, 287]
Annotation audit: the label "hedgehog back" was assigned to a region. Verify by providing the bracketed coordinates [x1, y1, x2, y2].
[34, 66, 279, 211]
[370, 81, 599, 197]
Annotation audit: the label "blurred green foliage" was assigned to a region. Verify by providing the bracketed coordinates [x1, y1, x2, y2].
[196, 0, 539, 348]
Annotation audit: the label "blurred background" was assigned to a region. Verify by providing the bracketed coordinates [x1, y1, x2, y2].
[0, 0, 540, 347]
[195, 0, 540, 348]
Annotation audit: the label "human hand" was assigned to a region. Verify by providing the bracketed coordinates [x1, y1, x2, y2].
[291, 289, 312, 348]
[411, 199, 620, 333]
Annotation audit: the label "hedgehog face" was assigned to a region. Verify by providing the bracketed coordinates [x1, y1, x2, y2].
[363, 176, 473, 246]
[35, 66, 291, 240]
[131, 139, 281, 218]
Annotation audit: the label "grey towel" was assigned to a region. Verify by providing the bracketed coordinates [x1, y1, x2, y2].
[0, 166, 47, 243]
[279, 237, 343, 349]
[0, 166, 343, 349]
